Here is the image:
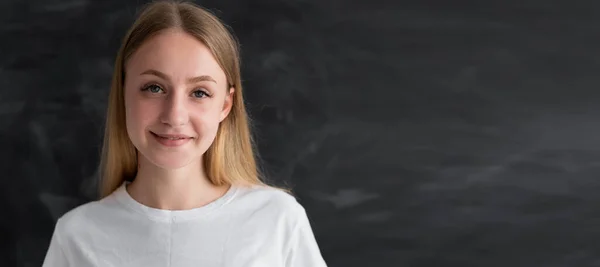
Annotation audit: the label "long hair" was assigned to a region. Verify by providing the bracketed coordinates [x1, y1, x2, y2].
[98, 0, 276, 198]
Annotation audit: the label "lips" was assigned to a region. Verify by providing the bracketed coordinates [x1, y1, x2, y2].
[150, 131, 194, 147]
[150, 132, 193, 140]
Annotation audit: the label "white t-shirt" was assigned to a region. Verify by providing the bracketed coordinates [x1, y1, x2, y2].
[42, 182, 328, 267]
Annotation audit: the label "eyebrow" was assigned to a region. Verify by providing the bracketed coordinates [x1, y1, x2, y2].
[140, 69, 217, 84]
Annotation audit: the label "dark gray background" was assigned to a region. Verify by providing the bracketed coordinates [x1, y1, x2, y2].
[2, 0, 600, 266]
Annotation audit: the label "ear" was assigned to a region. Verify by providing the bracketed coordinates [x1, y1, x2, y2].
[219, 87, 235, 122]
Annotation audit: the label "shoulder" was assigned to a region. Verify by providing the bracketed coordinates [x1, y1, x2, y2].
[229, 185, 327, 265]
[234, 185, 305, 212]
[52, 193, 121, 239]
[229, 184, 309, 225]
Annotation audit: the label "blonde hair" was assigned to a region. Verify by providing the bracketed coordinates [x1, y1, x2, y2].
[98, 0, 278, 198]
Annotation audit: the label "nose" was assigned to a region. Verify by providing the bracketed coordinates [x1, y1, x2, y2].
[160, 92, 189, 127]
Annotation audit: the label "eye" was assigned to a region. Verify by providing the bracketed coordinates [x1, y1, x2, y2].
[141, 84, 164, 94]
[192, 90, 209, 98]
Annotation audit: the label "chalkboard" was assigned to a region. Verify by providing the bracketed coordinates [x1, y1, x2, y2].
[4, 0, 600, 266]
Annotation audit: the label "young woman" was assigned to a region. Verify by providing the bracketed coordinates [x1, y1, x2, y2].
[42, 1, 327, 266]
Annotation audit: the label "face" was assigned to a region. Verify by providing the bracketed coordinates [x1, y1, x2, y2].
[123, 29, 234, 170]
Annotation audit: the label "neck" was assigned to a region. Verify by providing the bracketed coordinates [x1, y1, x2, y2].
[126, 156, 229, 210]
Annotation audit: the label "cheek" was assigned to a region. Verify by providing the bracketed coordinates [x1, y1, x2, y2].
[125, 94, 154, 134]
[192, 107, 219, 126]
[191, 105, 224, 133]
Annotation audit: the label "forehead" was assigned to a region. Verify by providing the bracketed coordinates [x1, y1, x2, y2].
[125, 29, 227, 84]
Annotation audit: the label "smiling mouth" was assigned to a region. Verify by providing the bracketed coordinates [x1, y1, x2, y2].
[150, 132, 193, 140]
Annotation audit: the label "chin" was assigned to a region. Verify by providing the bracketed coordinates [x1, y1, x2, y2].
[144, 153, 201, 170]
[138, 142, 210, 171]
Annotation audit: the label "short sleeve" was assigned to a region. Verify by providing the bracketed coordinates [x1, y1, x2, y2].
[284, 206, 327, 267]
[42, 221, 70, 267]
